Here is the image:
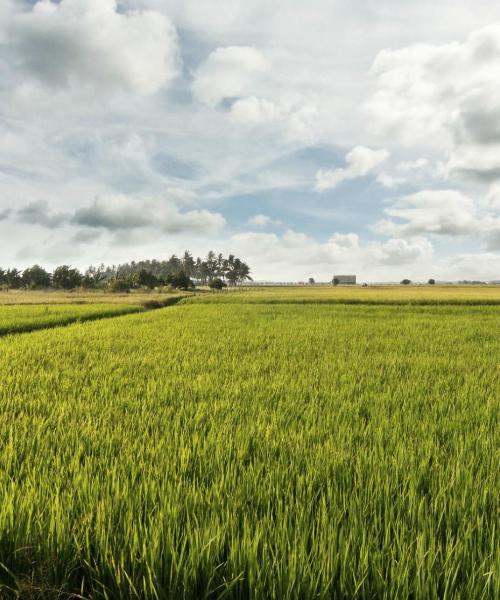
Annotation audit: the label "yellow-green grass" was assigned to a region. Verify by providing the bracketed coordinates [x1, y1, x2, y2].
[0, 303, 144, 336]
[0, 303, 498, 599]
[188, 284, 500, 305]
[0, 289, 190, 306]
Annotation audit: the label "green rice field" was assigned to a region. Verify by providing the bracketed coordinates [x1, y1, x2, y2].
[0, 288, 498, 599]
[0, 303, 143, 336]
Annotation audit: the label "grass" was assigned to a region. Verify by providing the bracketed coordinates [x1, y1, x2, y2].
[0, 303, 144, 336]
[187, 285, 500, 305]
[0, 299, 498, 599]
[0, 289, 190, 306]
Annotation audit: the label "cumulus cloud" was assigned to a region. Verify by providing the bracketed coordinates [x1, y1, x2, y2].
[73, 196, 152, 230]
[367, 23, 500, 181]
[230, 97, 283, 125]
[435, 252, 500, 282]
[192, 46, 270, 107]
[16, 200, 70, 228]
[315, 146, 390, 191]
[397, 158, 428, 172]
[247, 214, 282, 226]
[376, 173, 406, 189]
[7, 0, 180, 95]
[191, 45, 318, 142]
[10, 195, 226, 236]
[374, 189, 500, 250]
[73, 195, 226, 234]
[230, 229, 432, 271]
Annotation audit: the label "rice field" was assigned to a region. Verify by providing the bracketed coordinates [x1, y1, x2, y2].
[0, 289, 187, 306]
[189, 285, 500, 305]
[0, 303, 143, 336]
[0, 291, 498, 599]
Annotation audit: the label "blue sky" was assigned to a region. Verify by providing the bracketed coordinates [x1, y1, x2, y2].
[1, 0, 500, 281]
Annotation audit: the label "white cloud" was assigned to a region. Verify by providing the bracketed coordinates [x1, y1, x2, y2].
[376, 173, 406, 189]
[374, 189, 500, 250]
[7, 0, 180, 95]
[192, 46, 271, 107]
[315, 146, 390, 191]
[73, 194, 226, 234]
[397, 158, 428, 172]
[230, 97, 283, 125]
[7, 193, 226, 236]
[229, 229, 433, 276]
[367, 23, 500, 181]
[191, 45, 319, 143]
[247, 213, 282, 226]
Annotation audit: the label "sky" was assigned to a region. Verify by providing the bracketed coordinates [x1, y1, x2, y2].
[1, 0, 500, 282]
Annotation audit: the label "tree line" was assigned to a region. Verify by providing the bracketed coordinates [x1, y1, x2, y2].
[0, 251, 252, 291]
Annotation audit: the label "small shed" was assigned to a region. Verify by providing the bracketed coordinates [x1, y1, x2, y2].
[332, 275, 356, 285]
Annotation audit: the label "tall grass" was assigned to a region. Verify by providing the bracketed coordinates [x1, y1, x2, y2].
[187, 285, 500, 305]
[0, 304, 144, 336]
[0, 303, 498, 598]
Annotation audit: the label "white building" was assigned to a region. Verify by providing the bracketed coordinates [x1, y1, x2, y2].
[332, 275, 356, 285]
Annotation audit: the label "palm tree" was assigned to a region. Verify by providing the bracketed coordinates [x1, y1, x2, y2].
[238, 262, 252, 284]
[205, 251, 217, 282]
[182, 251, 195, 277]
[216, 253, 226, 281]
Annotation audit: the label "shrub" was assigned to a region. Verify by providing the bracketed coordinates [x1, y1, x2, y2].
[209, 278, 227, 290]
[109, 278, 132, 293]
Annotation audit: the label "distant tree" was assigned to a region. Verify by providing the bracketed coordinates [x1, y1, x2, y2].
[166, 255, 182, 275]
[52, 265, 83, 289]
[205, 251, 217, 282]
[332, 277, 340, 286]
[137, 269, 161, 288]
[209, 278, 227, 290]
[22, 265, 51, 289]
[0, 252, 252, 291]
[401, 279, 411, 285]
[109, 278, 132, 293]
[6, 268, 23, 289]
[82, 264, 107, 288]
[428, 278, 436, 285]
[216, 253, 226, 281]
[308, 277, 315, 285]
[0, 268, 6, 286]
[166, 271, 194, 290]
[181, 251, 196, 278]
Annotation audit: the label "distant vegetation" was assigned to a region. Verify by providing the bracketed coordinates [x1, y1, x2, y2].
[0, 251, 252, 292]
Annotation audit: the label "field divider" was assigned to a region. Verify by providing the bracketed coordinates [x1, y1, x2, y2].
[180, 297, 500, 306]
[0, 295, 189, 338]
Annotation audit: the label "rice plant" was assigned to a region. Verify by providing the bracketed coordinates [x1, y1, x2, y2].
[0, 304, 144, 336]
[0, 301, 498, 599]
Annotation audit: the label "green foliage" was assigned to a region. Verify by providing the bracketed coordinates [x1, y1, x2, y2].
[428, 278, 436, 285]
[209, 278, 227, 290]
[21, 264, 51, 289]
[52, 265, 83, 289]
[166, 270, 194, 290]
[137, 269, 161, 289]
[0, 300, 498, 598]
[401, 278, 412, 285]
[109, 278, 133, 293]
[5, 269, 23, 289]
[0, 251, 252, 290]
